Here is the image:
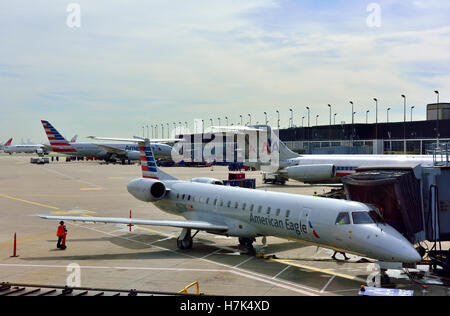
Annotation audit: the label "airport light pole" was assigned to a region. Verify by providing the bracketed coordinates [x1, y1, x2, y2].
[334, 113, 337, 125]
[410, 106, 415, 122]
[289, 108, 293, 128]
[264, 112, 268, 125]
[276, 110, 280, 130]
[366, 110, 370, 124]
[316, 114, 319, 126]
[306, 107, 310, 127]
[240, 115, 243, 126]
[302, 116, 305, 127]
[167, 123, 169, 138]
[435, 90, 440, 145]
[373, 98, 378, 139]
[350, 101, 354, 143]
[387, 108, 391, 123]
[328, 104, 332, 140]
[150, 125, 154, 138]
[218, 118, 221, 126]
[225, 116, 228, 126]
[248, 114, 251, 126]
[402, 95, 406, 154]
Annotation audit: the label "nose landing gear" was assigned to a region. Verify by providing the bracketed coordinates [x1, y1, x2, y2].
[238, 237, 256, 256]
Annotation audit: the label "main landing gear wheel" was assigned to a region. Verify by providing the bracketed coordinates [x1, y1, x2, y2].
[238, 237, 256, 256]
[177, 228, 193, 250]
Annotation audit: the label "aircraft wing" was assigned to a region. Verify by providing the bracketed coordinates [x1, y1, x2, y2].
[87, 136, 185, 143]
[94, 144, 127, 155]
[37, 215, 229, 232]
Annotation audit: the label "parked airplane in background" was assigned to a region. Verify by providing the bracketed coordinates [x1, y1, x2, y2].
[212, 125, 435, 184]
[70, 135, 78, 143]
[41, 120, 172, 163]
[0, 138, 12, 150]
[39, 137, 421, 264]
[3, 138, 50, 156]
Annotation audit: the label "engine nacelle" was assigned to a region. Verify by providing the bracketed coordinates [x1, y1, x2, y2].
[189, 177, 223, 185]
[127, 178, 167, 202]
[126, 151, 141, 161]
[283, 164, 336, 182]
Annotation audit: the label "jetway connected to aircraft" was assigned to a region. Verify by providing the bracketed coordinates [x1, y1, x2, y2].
[341, 144, 450, 273]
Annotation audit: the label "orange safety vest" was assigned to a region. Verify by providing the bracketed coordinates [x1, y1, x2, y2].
[57, 225, 66, 237]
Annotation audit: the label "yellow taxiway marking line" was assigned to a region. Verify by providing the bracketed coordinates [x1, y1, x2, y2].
[0, 194, 60, 210]
[79, 188, 103, 191]
[267, 258, 364, 282]
[51, 210, 96, 215]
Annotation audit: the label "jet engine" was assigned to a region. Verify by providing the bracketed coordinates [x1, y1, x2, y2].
[36, 148, 44, 155]
[283, 164, 336, 182]
[127, 178, 167, 202]
[189, 177, 224, 185]
[126, 151, 140, 161]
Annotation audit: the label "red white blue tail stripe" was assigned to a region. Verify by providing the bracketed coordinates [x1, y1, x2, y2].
[139, 139, 159, 180]
[41, 120, 77, 153]
[4, 138, 12, 147]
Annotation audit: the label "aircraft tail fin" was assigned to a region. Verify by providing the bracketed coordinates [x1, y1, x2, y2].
[71, 134, 78, 143]
[279, 139, 301, 160]
[4, 138, 12, 147]
[41, 120, 77, 153]
[138, 138, 177, 181]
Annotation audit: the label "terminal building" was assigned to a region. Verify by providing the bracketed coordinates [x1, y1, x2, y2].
[280, 104, 450, 155]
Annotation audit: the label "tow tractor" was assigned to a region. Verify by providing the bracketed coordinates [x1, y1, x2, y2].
[30, 157, 49, 164]
[262, 172, 287, 185]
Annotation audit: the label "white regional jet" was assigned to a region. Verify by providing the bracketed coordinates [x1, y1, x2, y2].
[3, 139, 50, 156]
[212, 125, 435, 184]
[38, 138, 421, 263]
[41, 120, 172, 162]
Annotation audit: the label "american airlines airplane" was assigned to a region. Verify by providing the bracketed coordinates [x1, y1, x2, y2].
[0, 138, 12, 150]
[41, 120, 172, 162]
[212, 125, 435, 184]
[3, 138, 50, 156]
[39, 137, 421, 263]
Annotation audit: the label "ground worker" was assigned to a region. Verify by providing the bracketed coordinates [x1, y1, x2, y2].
[313, 192, 319, 197]
[56, 221, 67, 250]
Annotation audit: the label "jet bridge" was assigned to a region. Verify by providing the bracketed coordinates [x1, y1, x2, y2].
[341, 146, 450, 272]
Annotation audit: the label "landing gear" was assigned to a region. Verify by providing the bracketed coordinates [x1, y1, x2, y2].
[176, 228, 193, 250]
[238, 237, 256, 255]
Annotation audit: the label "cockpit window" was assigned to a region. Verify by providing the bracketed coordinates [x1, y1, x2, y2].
[352, 211, 375, 224]
[368, 210, 386, 224]
[335, 212, 350, 225]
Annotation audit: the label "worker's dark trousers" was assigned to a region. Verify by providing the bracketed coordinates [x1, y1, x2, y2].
[57, 236, 64, 248]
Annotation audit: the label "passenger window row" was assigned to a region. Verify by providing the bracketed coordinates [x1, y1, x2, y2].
[174, 193, 291, 217]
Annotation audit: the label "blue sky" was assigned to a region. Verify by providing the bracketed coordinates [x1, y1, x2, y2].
[1, 0, 449, 142]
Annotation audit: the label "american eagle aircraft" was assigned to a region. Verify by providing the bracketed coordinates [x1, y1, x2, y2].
[211, 125, 435, 184]
[38, 137, 421, 263]
[41, 120, 173, 162]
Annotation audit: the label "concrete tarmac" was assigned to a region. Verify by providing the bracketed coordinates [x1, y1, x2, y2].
[0, 155, 449, 296]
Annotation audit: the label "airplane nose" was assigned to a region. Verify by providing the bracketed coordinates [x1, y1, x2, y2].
[380, 227, 422, 263]
[398, 243, 422, 263]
